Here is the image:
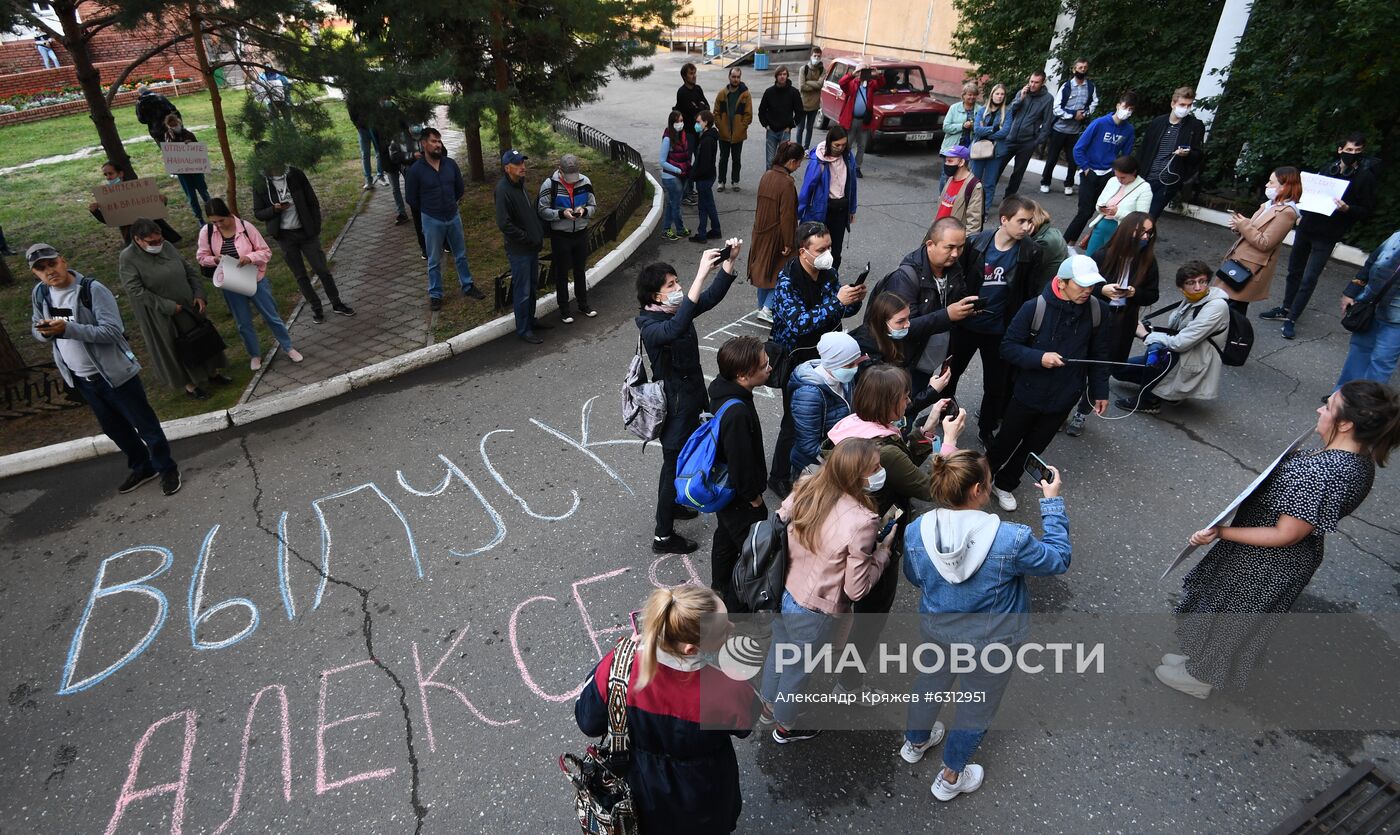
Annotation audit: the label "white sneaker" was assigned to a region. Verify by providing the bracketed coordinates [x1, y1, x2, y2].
[991, 486, 1017, 511]
[1154, 663, 1212, 700]
[287, 349, 304, 363]
[1161, 653, 1189, 667]
[1064, 186, 1075, 196]
[1038, 184, 1050, 193]
[756, 306, 774, 323]
[250, 356, 262, 371]
[899, 722, 947, 763]
[932, 763, 984, 801]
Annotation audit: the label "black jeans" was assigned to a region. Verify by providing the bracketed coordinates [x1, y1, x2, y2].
[73, 374, 176, 474]
[1146, 178, 1179, 220]
[275, 228, 341, 313]
[712, 499, 767, 610]
[1040, 130, 1079, 189]
[1003, 140, 1038, 196]
[1282, 229, 1339, 322]
[550, 229, 590, 315]
[718, 140, 744, 184]
[947, 327, 1011, 437]
[836, 543, 902, 690]
[654, 446, 681, 538]
[986, 398, 1073, 492]
[796, 110, 819, 147]
[769, 381, 796, 483]
[1064, 169, 1111, 242]
[825, 198, 850, 271]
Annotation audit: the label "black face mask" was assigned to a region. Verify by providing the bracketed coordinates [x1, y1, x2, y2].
[1073, 70, 1086, 80]
[1340, 151, 1362, 165]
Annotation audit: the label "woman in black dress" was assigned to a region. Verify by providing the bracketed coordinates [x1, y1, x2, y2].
[1158, 380, 1400, 699]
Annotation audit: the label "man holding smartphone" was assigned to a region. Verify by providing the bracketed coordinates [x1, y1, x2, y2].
[1134, 87, 1206, 220]
[251, 152, 355, 324]
[878, 218, 980, 381]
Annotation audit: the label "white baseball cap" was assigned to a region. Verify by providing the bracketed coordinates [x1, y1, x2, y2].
[1057, 254, 1105, 287]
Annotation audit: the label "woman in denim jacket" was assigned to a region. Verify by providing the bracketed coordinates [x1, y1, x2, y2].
[899, 449, 1071, 801]
[1336, 228, 1400, 387]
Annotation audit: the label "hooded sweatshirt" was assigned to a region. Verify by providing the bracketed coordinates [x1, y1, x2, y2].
[824, 414, 933, 513]
[1007, 85, 1053, 147]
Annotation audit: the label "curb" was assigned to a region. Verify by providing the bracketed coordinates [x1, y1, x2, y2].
[1024, 158, 1368, 266]
[0, 172, 663, 480]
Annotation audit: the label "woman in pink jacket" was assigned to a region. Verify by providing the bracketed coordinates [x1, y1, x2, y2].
[758, 437, 892, 743]
[196, 197, 302, 370]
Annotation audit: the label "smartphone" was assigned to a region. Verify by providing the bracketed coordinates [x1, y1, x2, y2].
[852, 261, 871, 286]
[938, 354, 954, 378]
[971, 296, 989, 312]
[939, 397, 960, 422]
[875, 507, 905, 542]
[629, 610, 641, 634]
[716, 243, 735, 263]
[1024, 452, 1055, 485]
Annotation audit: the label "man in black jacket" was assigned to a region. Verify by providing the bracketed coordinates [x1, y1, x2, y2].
[708, 335, 770, 610]
[1133, 86, 1206, 220]
[495, 150, 548, 344]
[1262, 133, 1380, 339]
[251, 154, 354, 323]
[1002, 70, 1054, 197]
[759, 66, 805, 169]
[947, 195, 1044, 442]
[877, 217, 978, 375]
[134, 86, 179, 143]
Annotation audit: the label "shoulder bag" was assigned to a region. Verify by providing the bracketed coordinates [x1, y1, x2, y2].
[1342, 265, 1400, 334]
[560, 636, 640, 835]
[172, 307, 227, 367]
[621, 335, 668, 443]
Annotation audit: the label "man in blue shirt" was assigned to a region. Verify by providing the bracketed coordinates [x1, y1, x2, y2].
[1064, 92, 1137, 241]
[404, 127, 485, 310]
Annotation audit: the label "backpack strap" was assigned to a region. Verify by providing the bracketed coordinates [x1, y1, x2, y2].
[1030, 294, 1100, 339]
[604, 635, 639, 753]
[78, 276, 94, 312]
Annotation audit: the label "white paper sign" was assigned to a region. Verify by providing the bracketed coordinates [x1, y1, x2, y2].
[1297, 172, 1349, 217]
[1160, 430, 1313, 580]
[160, 141, 212, 175]
[218, 255, 259, 297]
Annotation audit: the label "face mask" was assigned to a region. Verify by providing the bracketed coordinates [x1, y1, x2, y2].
[810, 56, 821, 65]
[106, 177, 122, 185]
[1183, 286, 1209, 303]
[694, 122, 703, 132]
[663, 289, 685, 306]
[1138, 237, 1151, 251]
[672, 122, 683, 132]
[1173, 105, 1191, 119]
[829, 365, 858, 383]
[889, 326, 910, 340]
[1073, 70, 1086, 80]
[1115, 108, 1133, 122]
[141, 243, 163, 254]
[1265, 186, 1278, 201]
[865, 467, 887, 493]
[810, 250, 835, 271]
[1340, 151, 1362, 165]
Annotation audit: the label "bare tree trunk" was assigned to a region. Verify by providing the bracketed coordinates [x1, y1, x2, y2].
[0, 252, 13, 287]
[0, 318, 25, 382]
[490, 6, 512, 153]
[56, 4, 135, 179]
[188, 1, 239, 214]
[465, 116, 486, 183]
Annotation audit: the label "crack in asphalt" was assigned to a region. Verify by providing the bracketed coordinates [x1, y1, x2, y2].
[1347, 513, 1400, 540]
[238, 438, 429, 832]
[1334, 525, 1400, 572]
[1253, 355, 1304, 408]
[1251, 331, 1336, 363]
[1153, 414, 1257, 474]
[857, 203, 926, 230]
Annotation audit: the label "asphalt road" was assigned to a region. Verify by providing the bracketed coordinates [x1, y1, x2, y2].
[2, 54, 1397, 834]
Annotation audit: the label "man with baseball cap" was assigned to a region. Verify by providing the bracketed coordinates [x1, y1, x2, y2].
[28, 243, 182, 496]
[537, 153, 598, 324]
[495, 149, 548, 344]
[984, 254, 1110, 511]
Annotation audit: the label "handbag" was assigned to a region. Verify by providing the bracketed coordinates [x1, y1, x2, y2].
[1215, 258, 1254, 292]
[969, 139, 995, 160]
[172, 308, 226, 367]
[621, 336, 668, 443]
[1342, 266, 1400, 334]
[560, 636, 640, 835]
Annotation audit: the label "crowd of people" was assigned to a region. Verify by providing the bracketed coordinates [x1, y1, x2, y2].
[572, 56, 1400, 830]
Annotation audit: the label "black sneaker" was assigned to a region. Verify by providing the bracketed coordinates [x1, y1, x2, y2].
[160, 469, 182, 496]
[519, 332, 544, 345]
[430, 297, 443, 311]
[185, 386, 209, 400]
[311, 309, 326, 324]
[856, 167, 863, 178]
[578, 305, 598, 318]
[395, 213, 409, 225]
[531, 319, 554, 331]
[1115, 396, 1161, 414]
[773, 725, 821, 743]
[688, 234, 708, 243]
[118, 469, 159, 494]
[706, 230, 722, 239]
[333, 303, 356, 317]
[207, 373, 234, 386]
[1257, 306, 1289, 321]
[463, 286, 487, 301]
[673, 505, 699, 521]
[652, 533, 698, 554]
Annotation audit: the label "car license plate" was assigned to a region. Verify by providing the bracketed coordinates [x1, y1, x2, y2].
[904, 132, 935, 141]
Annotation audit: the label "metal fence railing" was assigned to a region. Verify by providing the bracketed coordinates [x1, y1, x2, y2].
[549, 115, 648, 256]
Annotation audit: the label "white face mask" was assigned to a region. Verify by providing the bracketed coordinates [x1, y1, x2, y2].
[810, 249, 834, 271]
[663, 288, 685, 306]
[829, 364, 858, 383]
[865, 467, 887, 493]
[1173, 105, 1191, 119]
[672, 122, 683, 132]
[810, 56, 821, 65]
[1115, 108, 1133, 122]
[1265, 186, 1279, 201]
[889, 326, 910, 340]
[141, 243, 163, 254]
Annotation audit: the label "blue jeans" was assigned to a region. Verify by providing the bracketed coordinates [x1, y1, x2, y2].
[357, 127, 384, 182]
[36, 43, 60, 69]
[421, 213, 474, 299]
[73, 374, 176, 475]
[386, 168, 407, 216]
[507, 252, 540, 336]
[694, 179, 719, 237]
[176, 173, 211, 223]
[760, 591, 841, 728]
[756, 287, 775, 309]
[1337, 317, 1400, 388]
[903, 639, 1015, 773]
[661, 175, 685, 233]
[765, 129, 790, 169]
[1282, 229, 1339, 322]
[222, 281, 293, 356]
[969, 154, 1008, 216]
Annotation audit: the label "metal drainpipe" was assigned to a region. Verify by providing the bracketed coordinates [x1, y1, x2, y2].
[860, 0, 872, 57]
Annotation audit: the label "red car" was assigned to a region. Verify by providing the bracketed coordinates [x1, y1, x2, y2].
[818, 58, 949, 150]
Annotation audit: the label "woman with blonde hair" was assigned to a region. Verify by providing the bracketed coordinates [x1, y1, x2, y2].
[759, 438, 893, 743]
[900, 449, 1071, 800]
[575, 585, 757, 833]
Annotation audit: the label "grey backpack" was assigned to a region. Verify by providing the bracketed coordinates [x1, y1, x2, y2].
[622, 336, 667, 443]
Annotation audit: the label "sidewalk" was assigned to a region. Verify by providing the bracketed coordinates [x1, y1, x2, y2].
[244, 117, 465, 401]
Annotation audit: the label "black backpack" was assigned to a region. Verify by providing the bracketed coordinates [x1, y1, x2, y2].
[732, 510, 789, 613]
[1144, 299, 1253, 367]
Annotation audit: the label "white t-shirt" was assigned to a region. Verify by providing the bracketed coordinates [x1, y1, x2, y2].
[47, 284, 100, 378]
[270, 174, 302, 231]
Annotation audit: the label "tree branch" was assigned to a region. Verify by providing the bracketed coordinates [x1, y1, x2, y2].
[103, 29, 204, 105]
[9, 9, 65, 41]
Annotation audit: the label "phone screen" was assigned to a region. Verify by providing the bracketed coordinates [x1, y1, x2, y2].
[938, 355, 954, 378]
[939, 397, 959, 422]
[1024, 452, 1054, 484]
[971, 297, 989, 312]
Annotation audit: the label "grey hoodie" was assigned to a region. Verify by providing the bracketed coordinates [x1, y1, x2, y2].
[1007, 86, 1053, 147]
[918, 507, 1001, 583]
[31, 271, 141, 388]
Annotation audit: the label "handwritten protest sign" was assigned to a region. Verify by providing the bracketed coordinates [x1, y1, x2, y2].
[91, 177, 168, 227]
[160, 141, 212, 175]
[1298, 171, 1349, 217]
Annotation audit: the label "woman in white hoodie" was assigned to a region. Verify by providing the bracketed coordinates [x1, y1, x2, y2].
[899, 449, 1071, 801]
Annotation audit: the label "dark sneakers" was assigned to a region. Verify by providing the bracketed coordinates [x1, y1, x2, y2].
[519, 332, 544, 345]
[118, 469, 159, 494]
[333, 303, 356, 317]
[463, 286, 487, 301]
[1258, 306, 1289, 321]
[772, 725, 821, 743]
[652, 533, 698, 554]
[160, 469, 182, 496]
[311, 309, 326, 324]
[429, 297, 443, 311]
[1116, 396, 1161, 415]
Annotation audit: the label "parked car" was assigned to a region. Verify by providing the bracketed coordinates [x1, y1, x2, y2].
[818, 57, 949, 151]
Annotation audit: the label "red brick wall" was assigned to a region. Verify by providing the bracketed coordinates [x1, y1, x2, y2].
[0, 56, 199, 100]
[0, 0, 198, 77]
[0, 78, 205, 128]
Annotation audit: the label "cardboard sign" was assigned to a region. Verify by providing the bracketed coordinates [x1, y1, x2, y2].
[91, 177, 168, 227]
[160, 141, 212, 175]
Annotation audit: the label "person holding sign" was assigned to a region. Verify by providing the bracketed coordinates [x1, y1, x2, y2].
[196, 198, 302, 370]
[1159, 380, 1400, 700]
[89, 161, 181, 245]
[161, 115, 212, 225]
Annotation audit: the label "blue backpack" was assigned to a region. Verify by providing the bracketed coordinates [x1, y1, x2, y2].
[674, 400, 740, 513]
